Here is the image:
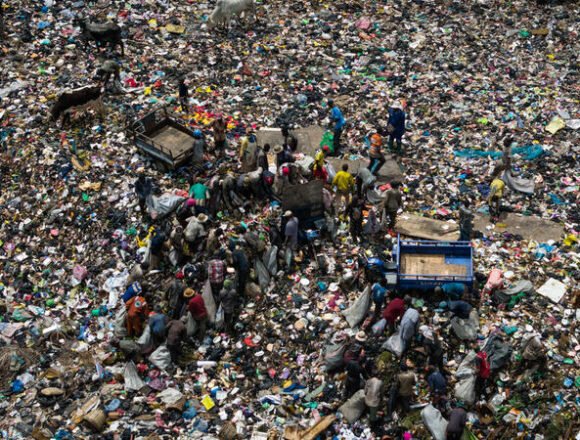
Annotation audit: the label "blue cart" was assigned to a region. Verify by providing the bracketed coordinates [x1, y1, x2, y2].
[394, 236, 474, 291]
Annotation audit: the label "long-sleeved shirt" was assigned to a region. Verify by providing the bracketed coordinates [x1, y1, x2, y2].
[383, 297, 405, 324]
[383, 188, 402, 212]
[219, 287, 238, 313]
[166, 319, 186, 345]
[427, 371, 447, 394]
[149, 313, 168, 336]
[284, 216, 299, 250]
[332, 171, 354, 193]
[188, 295, 208, 320]
[396, 371, 416, 396]
[448, 300, 473, 319]
[208, 259, 226, 284]
[447, 408, 467, 435]
[331, 106, 346, 130]
[387, 108, 405, 137]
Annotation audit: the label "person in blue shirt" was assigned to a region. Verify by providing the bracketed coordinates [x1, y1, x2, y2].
[328, 99, 346, 156]
[371, 280, 388, 320]
[435, 283, 468, 301]
[446, 300, 473, 319]
[427, 366, 447, 395]
[149, 305, 169, 345]
[387, 102, 406, 154]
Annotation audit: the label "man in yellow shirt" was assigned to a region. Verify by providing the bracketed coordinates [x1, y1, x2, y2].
[332, 163, 355, 210]
[313, 145, 329, 180]
[488, 177, 505, 217]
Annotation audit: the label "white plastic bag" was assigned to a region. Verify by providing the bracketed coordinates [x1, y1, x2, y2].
[342, 286, 370, 328]
[338, 390, 366, 423]
[114, 307, 128, 338]
[202, 279, 217, 323]
[186, 313, 197, 337]
[451, 309, 479, 340]
[371, 318, 387, 336]
[215, 304, 225, 330]
[149, 344, 172, 371]
[123, 361, 145, 391]
[383, 330, 404, 357]
[137, 324, 151, 347]
[421, 404, 448, 440]
[455, 375, 477, 405]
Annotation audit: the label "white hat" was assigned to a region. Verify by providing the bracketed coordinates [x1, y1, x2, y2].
[328, 282, 340, 292]
[283, 210, 293, 217]
[391, 101, 403, 110]
[355, 331, 367, 343]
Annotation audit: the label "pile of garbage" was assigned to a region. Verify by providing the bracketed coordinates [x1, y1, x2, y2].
[0, 0, 578, 439]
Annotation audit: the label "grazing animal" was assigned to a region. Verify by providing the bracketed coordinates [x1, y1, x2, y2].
[75, 17, 124, 55]
[208, 0, 256, 31]
[50, 85, 105, 126]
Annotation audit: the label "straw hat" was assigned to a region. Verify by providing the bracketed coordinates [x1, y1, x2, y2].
[355, 331, 367, 343]
[183, 288, 195, 298]
[197, 213, 209, 223]
[328, 282, 340, 292]
[283, 210, 293, 217]
[391, 101, 403, 110]
[273, 145, 284, 154]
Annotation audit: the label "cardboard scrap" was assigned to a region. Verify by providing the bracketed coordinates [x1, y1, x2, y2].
[536, 278, 567, 303]
[283, 415, 336, 440]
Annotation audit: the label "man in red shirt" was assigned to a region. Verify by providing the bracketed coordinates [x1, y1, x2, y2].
[382, 295, 408, 334]
[188, 291, 208, 341]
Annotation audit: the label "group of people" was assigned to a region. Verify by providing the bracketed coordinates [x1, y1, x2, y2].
[117, 81, 541, 439]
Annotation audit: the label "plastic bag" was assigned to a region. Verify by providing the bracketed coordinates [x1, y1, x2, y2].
[455, 375, 476, 405]
[325, 162, 336, 182]
[502, 171, 535, 195]
[114, 307, 128, 338]
[342, 286, 370, 328]
[136, 324, 151, 347]
[202, 280, 216, 323]
[215, 304, 224, 330]
[451, 309, 479, 340]
[123, 361, 145, 391]
[324, 333, 348, 371]
[263, 245, 278, 276]
[149, 344, 172, 371]
[146, 194, 186, 218]
[371, 318, 387, 336]
[186, 313, 197, 337]
[338, 390, 366, 423]
[382, 330, 404, 357]
[255, 258, 270, 292]
[421, 404, 448, 440]
[482, 335, 513, 370]
[456, 351, 477, 378]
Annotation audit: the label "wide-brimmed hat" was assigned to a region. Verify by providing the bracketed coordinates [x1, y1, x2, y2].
[273, 145, 284, 154]
[391, 101, 403, 110]
[355, 331, 367, 343]
[183, 288, 195, 298]
[328, 282, 340, 292]
[283, 210, 293, 217]
[197, 213, 209, 223]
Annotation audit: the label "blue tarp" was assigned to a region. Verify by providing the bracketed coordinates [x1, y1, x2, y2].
[454, 145, 545, 161]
